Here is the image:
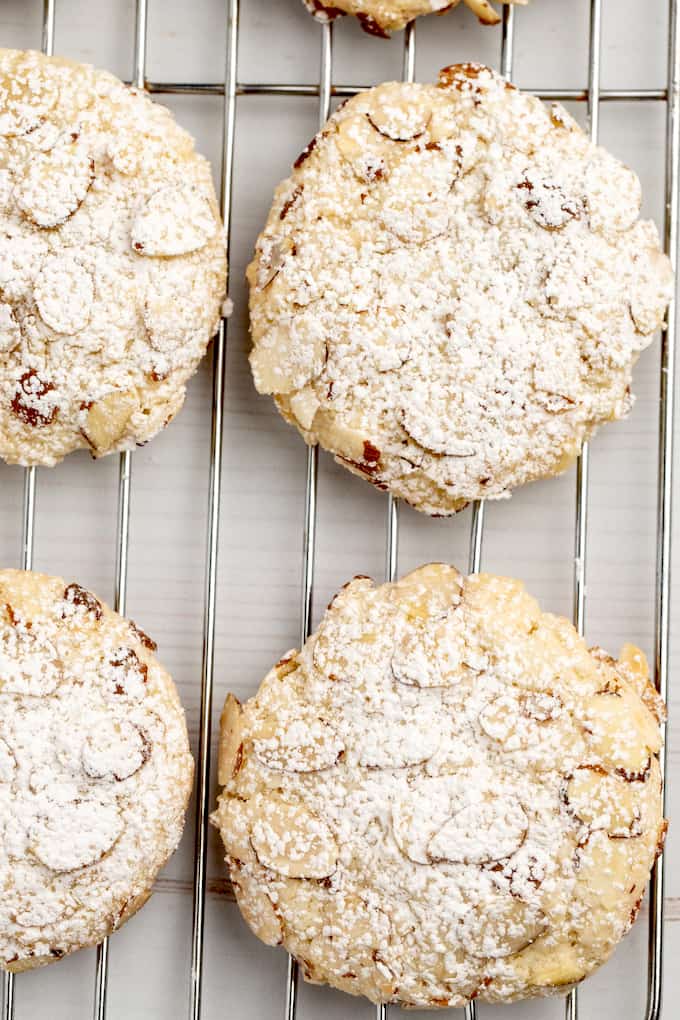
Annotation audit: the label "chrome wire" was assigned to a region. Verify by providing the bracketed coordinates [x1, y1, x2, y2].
[646, 2, 680, 1017]
[92, 2, 146, 1017]
[566, 6, 601, 1019]
[1, 3, 53, 1018]
[143, 81, 667, 103]
[188, 1, 238, 1018]
[465, 11, 514, 1019]
[285, 21, 334, 1020]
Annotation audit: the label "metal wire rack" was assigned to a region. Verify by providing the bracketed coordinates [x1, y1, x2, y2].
[1, 0, 677, 1018]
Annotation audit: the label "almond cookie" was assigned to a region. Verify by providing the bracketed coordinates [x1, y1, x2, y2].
[0, 569, 194, 971]
[248, 64, 673, 516]
[0, 48, 226, 467]
[213, 564, 666, 1008]
[304, 0, 523, 35]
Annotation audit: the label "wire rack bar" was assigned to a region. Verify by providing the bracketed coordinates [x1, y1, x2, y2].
[187, 0, 237, 1017]
[284, 20, 334, 1020]
[92, 2, 147, 1017]
[143, 82, 667, 102]
[646, 3, 680, 1018]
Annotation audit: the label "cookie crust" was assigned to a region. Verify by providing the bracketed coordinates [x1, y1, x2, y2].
[213, 564, 666, 1008]
[0, 49, 227, 467]
[303, 0, 523, 35]
[0, 569, 194, 971]
[248, 64, 673, 516]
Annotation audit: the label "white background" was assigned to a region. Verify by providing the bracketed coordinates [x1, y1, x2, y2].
[0, 0, 678, 1017]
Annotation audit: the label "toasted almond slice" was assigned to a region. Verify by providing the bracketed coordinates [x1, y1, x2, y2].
[15, 136, 94, 228]
[211, 796, 253, 863]
[131, 183, 217, 256]
[463, 0, 502, 25]
[230, 860, 282, 946]
[401, 403, 476, 457]
[460, 895, 547, 959]
[250, 795, 338, 879]
[392, 774, 464, 864]
[581, 686, 660, 778]
[252, 715, 344, 773]
[630, 247, 674, 335]
[585, 156, 641, 234]
[34, 253, 93, 334]
[365, 83, 430, 141]
[250, 320, 325, 396]
[30, 799, 123, 872]
[391, 612, 468, 688]
[82, 390, 139, 456]
[564, 767, 641, 838]
[616, 643, 666, 723]
[218, 694, 244, 785]
[358, 710, 439, 770]
[389, 563, 463, 621]
[428, 797, 528, 864]
[81, 719, 147, 781]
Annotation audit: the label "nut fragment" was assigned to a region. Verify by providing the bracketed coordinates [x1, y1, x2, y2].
[253, 715, 344, 773]
[581, 687, 660, 778]
[563, 767, 641, 838]
[62, 583, 102, 620]
[131, 183, 217, 256]
[460, 895, 547, 959]
[428, 798, 528, 864]
[11, 370, 56, 428]
[366, 84, 431, 141]
[82, 390, 139, 456]
[250, 795, 338, 879]
[82, 720, 148, 781]
[34, 253, 93, 334]
[218, 694, 244, 785]
[15, 136, 94, 227]
[30, 799, 123, 872]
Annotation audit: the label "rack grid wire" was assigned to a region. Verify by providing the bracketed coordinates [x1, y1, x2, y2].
[0, 1, 678, 1019]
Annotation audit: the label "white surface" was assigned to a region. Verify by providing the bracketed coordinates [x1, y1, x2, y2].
[0, 0, 678, 1017]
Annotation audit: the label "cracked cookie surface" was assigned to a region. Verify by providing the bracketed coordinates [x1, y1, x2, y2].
[0, 569, 194, 971]
[213, 564, 666, 1008]
[248, 64, 673, 516]
[0, 48, 227, 467]
[303, 0, 523, 34]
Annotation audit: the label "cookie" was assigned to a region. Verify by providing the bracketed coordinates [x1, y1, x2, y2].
[304, 0, 521, 35]
[0, 569, 194, 971]
[213, 564, 666, 1008]
[0, 48, 226, 467]
[248, 64, 673, 516]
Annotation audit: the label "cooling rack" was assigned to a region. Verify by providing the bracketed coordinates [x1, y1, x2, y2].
[0, 0, 677, 1018]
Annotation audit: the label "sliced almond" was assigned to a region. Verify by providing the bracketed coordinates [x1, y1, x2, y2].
[218, 694, 244, 785]
[0, 303, 21, 354]
[428, 797, 528, 864]
[585, 156, 641, 234]
[15, 136, 94, 227]
[289, 385, 320, 431]
[30, 799, 123, 872]
[252, 715, 344, 773]
[391, 611, 469, 688]
[34, 253, 93, 334]
[401, 403, 475, 458]
[365, 84, 430, 141]
[459, 895, 547, 959]
[81, 719, 147, 782]
[230, 861, 283, 946]
[212, 797, 253, 864]
[82, 390, 139, 456]
[250, 320, 325, 396]
[392, 774, 465, 864]
[629, 247, 674, 335]
[250, 795, 338, 879]
[335, 114, 388, 182]
[564, 767, 641, 838]
[581, 686, 660, 778]
[389, 563, 463, 622]
[131, 183, 217, 256]
[357, 710, 439, 770]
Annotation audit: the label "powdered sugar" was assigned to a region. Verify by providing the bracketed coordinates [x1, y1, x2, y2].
[214, 564, 666, 1008]
[249, 64, 673, 515]
[0, 48, 227, 467]
[0, 569, 193, 972]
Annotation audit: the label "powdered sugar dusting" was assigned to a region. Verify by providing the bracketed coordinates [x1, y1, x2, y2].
[249, 65, 673, 516]
[0, 48, 227, 467]
[0, 569, 193, 971]
[214, 564, 666, 1008]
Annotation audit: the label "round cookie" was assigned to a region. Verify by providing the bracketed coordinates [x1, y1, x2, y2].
[304, 0, 520, 35]
[213, 564, 666, 1008]
[248, 64, 673, 516]
[0, 569, 194, 971]
[0, 48, 226, 467]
